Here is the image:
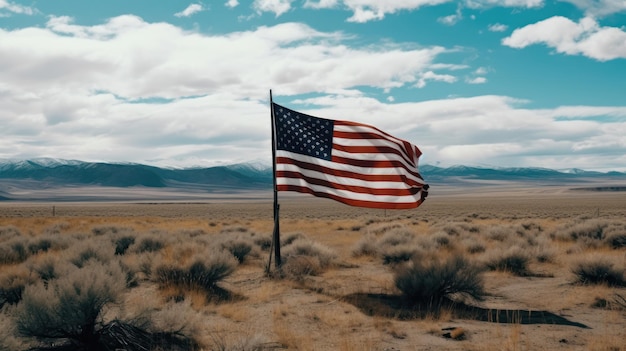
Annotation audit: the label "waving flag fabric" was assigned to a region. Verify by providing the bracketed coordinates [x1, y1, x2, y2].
[273, 103, 428, 209]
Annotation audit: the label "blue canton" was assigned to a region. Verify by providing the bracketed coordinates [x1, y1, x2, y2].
[274, 104, 333, 161]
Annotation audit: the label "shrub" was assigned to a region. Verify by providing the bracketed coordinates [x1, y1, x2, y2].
[0, 238, 30, 265]
[486, 225, 514, 242]
[16, 261, 201, 351]
[394, 256, 485, 305]
[154, 252, 237, 295]
[283, 239, 336, 269]
[606, 233, 626, 249]
[15, 262, 126, 348]
[378, 228, 414, 248]
[0, 225, 21, 242]
[28, 256, 72, 286]
[221, 239, 253, 263]
[483, 246, 531, 276]
[114, 235, 136, 255]
[133, 236, 165, 253]
[382, 246, 420, 265]
[280, 232, 306, 246]
[253, 235, 272, 251]
[572, 258, 626, 287]
[351, 233, 378, 257]
[68, 242, 114, 268]
[92, 225, 133, 236]
[0, 274, 36, 308]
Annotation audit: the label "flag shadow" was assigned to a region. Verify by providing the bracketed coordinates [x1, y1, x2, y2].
[341, 293, 589, 329]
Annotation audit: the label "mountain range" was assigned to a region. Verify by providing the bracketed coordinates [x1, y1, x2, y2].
[1, 158, 625, 201]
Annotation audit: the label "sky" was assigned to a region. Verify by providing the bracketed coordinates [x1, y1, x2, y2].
[1, 0, 625, 171]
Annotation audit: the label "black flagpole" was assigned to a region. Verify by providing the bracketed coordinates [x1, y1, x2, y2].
[269, 90, 281, 269]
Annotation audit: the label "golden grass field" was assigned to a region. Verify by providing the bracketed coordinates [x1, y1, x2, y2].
[0, 187, 625, 350]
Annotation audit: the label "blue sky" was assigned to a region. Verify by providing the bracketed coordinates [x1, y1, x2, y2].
[1, 0, 625, 171]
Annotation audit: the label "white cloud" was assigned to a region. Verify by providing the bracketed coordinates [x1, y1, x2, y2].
[344, 0, 450, 23]
[225, 0, 239, 8]
[438, 13, 461, 25]
[488, 23, 508, 32]
[464, 0, 543, 8]
[559, 0, 626, 17]
[253, 0, 293, 17]
[288, 94, 626, 170]
[0, 0, 35, 15]
[304, 0, 339, 9]
[0, 17, 457, 165]
[503, 16, 626, 61]
[467, 76, 487, 84]
[416, 71, 457, 88]
[174, 4, 204, 17]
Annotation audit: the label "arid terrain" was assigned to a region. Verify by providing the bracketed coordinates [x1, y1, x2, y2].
[1, 186, 625, 350]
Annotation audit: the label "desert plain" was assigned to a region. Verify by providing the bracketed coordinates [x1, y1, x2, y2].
[0, 184, 625, 350]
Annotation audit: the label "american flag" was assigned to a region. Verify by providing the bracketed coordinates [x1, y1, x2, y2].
[273, 103, 429, 209]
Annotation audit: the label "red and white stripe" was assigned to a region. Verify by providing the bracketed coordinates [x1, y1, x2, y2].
[276, 120, 428, 209]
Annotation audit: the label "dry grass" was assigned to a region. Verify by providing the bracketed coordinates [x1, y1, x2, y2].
[0, 191, 625, 350]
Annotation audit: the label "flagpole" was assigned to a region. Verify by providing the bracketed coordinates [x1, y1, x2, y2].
[269, 90, 282, 269]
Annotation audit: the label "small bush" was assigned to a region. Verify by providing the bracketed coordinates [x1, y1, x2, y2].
[0, 274, 36, 308]
[606, 233, 626, 249]
[282, 239, 336, 269]
[253, 235, 272, 251]
[154, 252, 237, 295]
[0, 238, 30, 265]
[378, 228, 414, 248]
[221, 239, 253, 263]
[382, 246, 420, 265]
[351, 234, 378, 257]
[486, 225, 514, 242]
[15, 262, 126, 347]
[133, 236, 165, 253]
[28, 256, 72, 286]
[572, 258, 626, 287]
[394, 256, 485, 304]
[483, 246, 531, 276]
[68, 242, 114, 268]
[115, 235, 136, 255]
[92, 225, 133, 236]
[0, 225, 21, 242]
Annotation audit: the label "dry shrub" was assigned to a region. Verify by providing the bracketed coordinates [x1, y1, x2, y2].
[154, 252, 237, 296]
[394, 255, 485, 305]
[0, 238, 30, 265]
[280, 239, 337, 279]
[43, 221, 70, 235]
[461, 237, 486, 254]
[483, 246, 531, 276]
[92, 225, 133, 236]
[15, 262, 127, 348]
[378, 227, 415, 248]
[221, 239, 253, 263]
[0, 307, 23, 351]
[486, 225, 514, 242]
[27, 255, 73, 286]
[133, 235, 166, 254]
[114, 235, 136, 255]
[67, 241, 115, 268]
[381, 246, 422, 265]
[551, 218, 622, 246]
[0, 225, 21, 242]
[571, 257, 626, 287]
[351, 233, 378, 257]
[0, 273, 36, 309]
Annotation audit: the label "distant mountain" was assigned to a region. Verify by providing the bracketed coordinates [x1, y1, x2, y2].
[0, 159, 271, 190]
[1, 159, 624, 199]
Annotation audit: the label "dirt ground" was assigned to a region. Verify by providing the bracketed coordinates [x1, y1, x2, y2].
[1, 187, 625, 350]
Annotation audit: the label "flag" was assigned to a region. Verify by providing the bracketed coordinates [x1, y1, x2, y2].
[272, 103, 429, 209]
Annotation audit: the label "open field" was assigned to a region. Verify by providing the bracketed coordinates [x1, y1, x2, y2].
[1, 188, 625, 350]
